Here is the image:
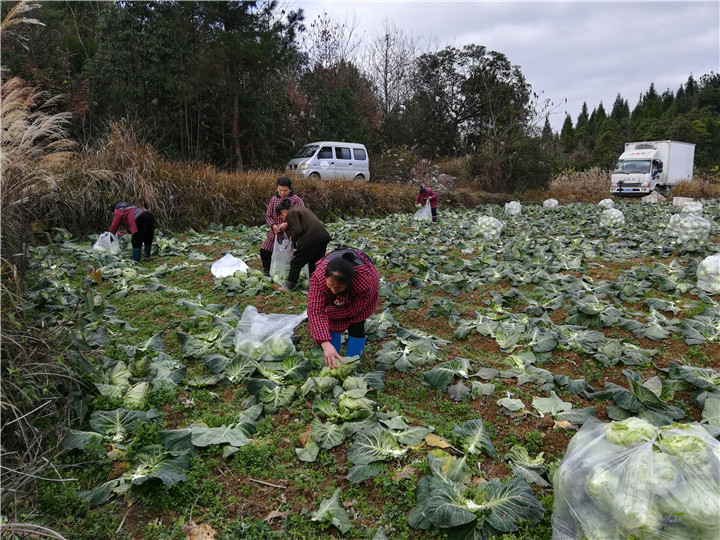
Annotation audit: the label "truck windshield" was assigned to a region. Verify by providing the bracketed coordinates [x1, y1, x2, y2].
[293, 145, 318, 159]
[613, 160, 651, 174]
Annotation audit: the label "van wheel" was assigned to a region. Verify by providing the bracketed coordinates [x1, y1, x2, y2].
[308, 172, 321, 181]
[353, 174, 365, 182]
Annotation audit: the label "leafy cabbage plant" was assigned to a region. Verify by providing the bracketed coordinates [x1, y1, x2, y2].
[408, 452, 544, 538]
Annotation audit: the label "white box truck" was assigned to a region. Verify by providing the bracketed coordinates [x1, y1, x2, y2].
[610, 140, 694, 197]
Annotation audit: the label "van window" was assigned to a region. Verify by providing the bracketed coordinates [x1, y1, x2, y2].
[294, 145, 318, 158]
[353, 148, 367, 161]
[318, 147, 333, 159]
[335, 147, 352, 160]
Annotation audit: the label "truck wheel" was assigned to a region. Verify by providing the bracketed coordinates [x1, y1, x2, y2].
[353, 174, 365, 182]
[308, 172, 321, 181]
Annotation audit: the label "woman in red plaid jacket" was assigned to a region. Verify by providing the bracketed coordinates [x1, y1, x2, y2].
[307, 248, 380, 368]
[259, 177, 304, 276]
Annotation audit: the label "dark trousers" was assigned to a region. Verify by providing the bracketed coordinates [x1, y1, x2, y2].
[431, 207, 437, 223]
[287, 240, 329, 285]
[348, 320, 366, 338]
[131, 213, 155, 249]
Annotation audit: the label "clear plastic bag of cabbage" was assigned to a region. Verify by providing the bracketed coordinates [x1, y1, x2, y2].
[504, 200, 522, 215]
[598, 198, 614, 209]
[665, 214, 711, 245]
[476, 216, 504, 239]
[552, 417, 720, 540]
[696, 254, 720, 294]
[681, 201, 704, 215]
[269, 235, 293, 285]
[600, 208, 624, 228]
[543, 198, 559, 210]
[233, 305, 307, 360]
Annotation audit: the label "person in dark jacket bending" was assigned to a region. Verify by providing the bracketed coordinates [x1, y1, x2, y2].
[109, 202, 155, 262]
[307, 248, 380, 368]
[275, 199, 331, 292]
[259, 177, 305, 276]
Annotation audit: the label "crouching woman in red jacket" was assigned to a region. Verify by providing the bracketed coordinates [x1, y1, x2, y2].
[109, 202, 155, 262]
[307, 248, 380, 368]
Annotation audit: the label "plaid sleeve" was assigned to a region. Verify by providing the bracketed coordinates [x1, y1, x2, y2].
[265, 197, 280, 228]
[292, 195, 305, 207]
[307, 260, 333, 343]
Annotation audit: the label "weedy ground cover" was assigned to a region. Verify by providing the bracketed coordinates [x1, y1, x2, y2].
[5, 199, 720, 539]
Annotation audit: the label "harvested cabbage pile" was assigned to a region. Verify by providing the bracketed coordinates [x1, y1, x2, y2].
[665, 213, 711, 243]
[504, 200, 522, 215]
[543, 198, 559, 210]
[600, 208, 624, 228]
[233, 306, 307, 360]
[681, 201, 704, 215]
[476, 216, 504, 239]
[553, 417, 720, 540]
[696, 253, 720, 294]
[598, 198, 614, 209]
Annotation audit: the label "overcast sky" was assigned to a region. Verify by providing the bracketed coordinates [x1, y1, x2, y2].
[292, 1, 720, 133]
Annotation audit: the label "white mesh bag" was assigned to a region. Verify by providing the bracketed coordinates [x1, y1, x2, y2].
[543, 198, 559, 210]
[696, 254, 720, 294]
[504, 201, 522, 215]
[681, 202, 704, 215]
[600, 208, 624, 228]
[476, 216, 504, 239]
[598, 198, 614, 209]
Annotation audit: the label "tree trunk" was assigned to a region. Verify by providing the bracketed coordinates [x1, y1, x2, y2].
[231, 66, 243, 171]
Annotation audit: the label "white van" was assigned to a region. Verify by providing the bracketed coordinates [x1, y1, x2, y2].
[286, 141, 370, 182]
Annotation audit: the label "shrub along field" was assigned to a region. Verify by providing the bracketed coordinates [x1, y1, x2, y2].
[9, 198, 720, 539]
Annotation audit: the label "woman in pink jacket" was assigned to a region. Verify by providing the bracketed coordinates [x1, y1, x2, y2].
[415, 186, 439, 222]
[109, 202, 155, 261]
[259, 177, 304, 276]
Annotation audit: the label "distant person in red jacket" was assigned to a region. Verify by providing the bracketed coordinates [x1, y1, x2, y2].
[415, 186, 439, 222]
[307, 248, 380, 368]
[109, 202, 155, 262]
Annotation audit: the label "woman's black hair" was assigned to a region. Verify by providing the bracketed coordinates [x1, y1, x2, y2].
[419, 186, 426, 194]
[111, 201, 128, 213]
[325, 255, 355, 288]
[275, 198, 293, 215]
[277, 177, 292, 189]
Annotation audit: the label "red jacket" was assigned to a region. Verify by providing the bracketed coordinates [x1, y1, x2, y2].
[109, 206, 149, 235]
[307, 250, 379, 343]
[415, 188, 439, 208]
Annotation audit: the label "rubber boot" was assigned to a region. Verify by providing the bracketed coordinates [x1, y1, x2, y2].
[346, 336, 367, 359]
[132, 248, 142, 262]
[281, 280, 296, 292]
[260, 249, 272, 276]
[329, 331, 342, 354]
[144, 243, 152, 258]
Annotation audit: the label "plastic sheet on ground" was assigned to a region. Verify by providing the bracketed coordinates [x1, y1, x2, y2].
[211, 254, 249, 278]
